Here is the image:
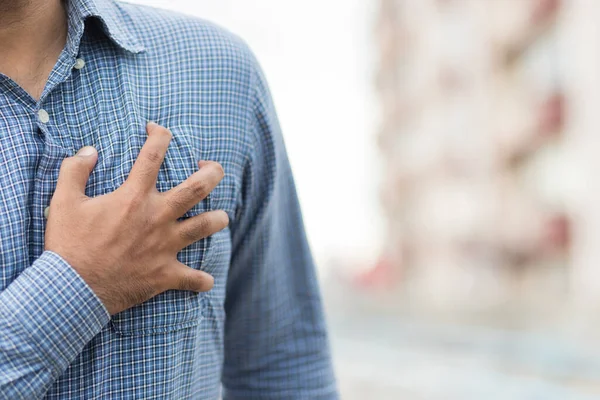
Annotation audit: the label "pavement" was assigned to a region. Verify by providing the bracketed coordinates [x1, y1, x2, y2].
[325, 289, 600, 400]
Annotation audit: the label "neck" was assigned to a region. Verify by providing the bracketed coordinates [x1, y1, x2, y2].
[0, 0, 67, 56]
[0, 0, 68, 100]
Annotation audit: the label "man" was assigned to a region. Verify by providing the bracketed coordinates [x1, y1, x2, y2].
[0, 0, 337, 398]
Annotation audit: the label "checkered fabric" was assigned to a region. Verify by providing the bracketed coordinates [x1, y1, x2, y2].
[0, 0, 337, 398]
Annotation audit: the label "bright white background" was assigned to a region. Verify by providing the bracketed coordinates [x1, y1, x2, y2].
[127, 0, 382, 271]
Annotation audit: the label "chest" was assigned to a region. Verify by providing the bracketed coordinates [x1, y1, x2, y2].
[0, 42, 242, 337]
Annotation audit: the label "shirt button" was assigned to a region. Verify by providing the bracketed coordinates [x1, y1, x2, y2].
[74, 58, 85, 70]
[44, 206, 50, 219]
[38, 109, 50, 124]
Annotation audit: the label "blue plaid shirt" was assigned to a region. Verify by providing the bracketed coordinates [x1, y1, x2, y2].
[0, 0, 336, 398]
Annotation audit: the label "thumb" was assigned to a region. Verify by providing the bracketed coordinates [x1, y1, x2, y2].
[56, 146, 98, 198]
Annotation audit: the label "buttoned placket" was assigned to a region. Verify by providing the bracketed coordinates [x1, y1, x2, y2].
[34, 49, 89, 256]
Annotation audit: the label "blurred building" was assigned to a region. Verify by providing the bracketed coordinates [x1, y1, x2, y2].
[372, 0, 581, 310]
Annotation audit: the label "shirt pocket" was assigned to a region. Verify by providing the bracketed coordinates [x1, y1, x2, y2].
[106, 128, 211, 336]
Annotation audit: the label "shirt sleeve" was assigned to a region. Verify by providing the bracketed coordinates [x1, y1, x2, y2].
[221, 58, 338, 400]
[0, 251, 110, 399]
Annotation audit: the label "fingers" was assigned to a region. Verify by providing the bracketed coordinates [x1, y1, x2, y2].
[55, 146, 98, 199]
[169, 261, 214, 292]
[174, 210, 229, 248]
[162, 161, 225, 218]
[127, 122, 172, 192]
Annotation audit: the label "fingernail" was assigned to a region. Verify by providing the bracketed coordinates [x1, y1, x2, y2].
[76, 146, 96, 157]
[147, 121, 158, 128]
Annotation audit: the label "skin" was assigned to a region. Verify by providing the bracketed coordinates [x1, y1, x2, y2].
[47, 124, 228, 315]
[0, 0, 67, 100]
[0, 1, 228, 315]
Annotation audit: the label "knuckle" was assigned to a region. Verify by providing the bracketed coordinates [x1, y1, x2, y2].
[165, 193, 187, 212]
[177, 274, 196, 291]
[179, 225, 199, 243]
[121, 189, 145, 211]
[153, 266, 173, 292]
[127, 188, 145, 204]
[144, 149, 162, 164]
[191, 181, 209, 198]
[171, 183, 206, 208]
[197, 215, 211, 232]
[133, 169, 155, 187]
[117, 181, 136, 199]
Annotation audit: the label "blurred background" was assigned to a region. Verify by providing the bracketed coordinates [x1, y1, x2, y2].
[133, 0, 600, 398]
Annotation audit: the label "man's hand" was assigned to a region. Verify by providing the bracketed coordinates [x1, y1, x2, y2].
[44, 122, 228, 315]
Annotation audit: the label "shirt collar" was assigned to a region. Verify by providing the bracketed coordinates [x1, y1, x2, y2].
[66, 0, 145, 54]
